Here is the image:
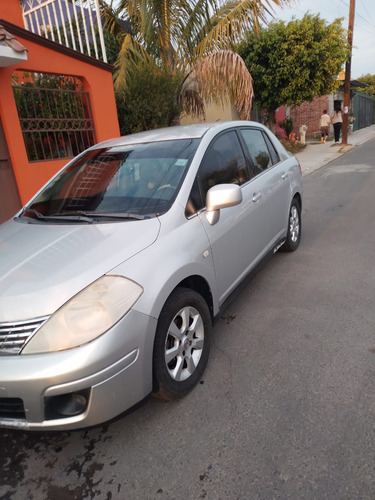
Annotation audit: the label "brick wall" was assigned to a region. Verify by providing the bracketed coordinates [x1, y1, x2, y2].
[290, 96, 330, 138]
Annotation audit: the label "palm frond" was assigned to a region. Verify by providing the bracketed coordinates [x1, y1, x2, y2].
[114, 34, 153, 91]
[179, 50, 254, 119]
[99, 0, 128, 36]
[193, 0, 292, 59]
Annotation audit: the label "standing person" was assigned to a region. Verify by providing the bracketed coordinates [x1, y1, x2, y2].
[320, 109, 330, 144]
[331, 105, 343, 144]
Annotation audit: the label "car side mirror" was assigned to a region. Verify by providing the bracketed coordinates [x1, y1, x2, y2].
[205, 184, 242, 225]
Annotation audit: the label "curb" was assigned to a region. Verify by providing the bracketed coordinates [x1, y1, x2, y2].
[338, 145, 354, 153]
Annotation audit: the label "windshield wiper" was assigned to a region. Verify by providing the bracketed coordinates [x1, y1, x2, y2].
[89, 212, 149, 220]
[21, 208, 94, 223]
[53, 211, 149, 221]
[20, 208, 45, 220]
[21, 208, 149, 223]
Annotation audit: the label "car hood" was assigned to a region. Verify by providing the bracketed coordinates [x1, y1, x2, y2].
[0, 218, 160, 322]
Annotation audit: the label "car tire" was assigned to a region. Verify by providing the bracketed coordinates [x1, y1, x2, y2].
[280, 198, 301, 252]
[153, 287, 211, 400]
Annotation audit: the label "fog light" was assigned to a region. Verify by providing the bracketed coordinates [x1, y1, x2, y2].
[45, 389, 90, 420]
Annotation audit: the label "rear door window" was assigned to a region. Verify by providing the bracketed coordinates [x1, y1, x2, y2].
[239, 128, 279, 176]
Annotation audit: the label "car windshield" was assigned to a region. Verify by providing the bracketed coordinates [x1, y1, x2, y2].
[22, 139, 199, 222]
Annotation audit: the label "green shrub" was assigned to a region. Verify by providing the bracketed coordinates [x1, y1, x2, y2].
[116, 63, 183, 135]
[278, 117, 294, 136]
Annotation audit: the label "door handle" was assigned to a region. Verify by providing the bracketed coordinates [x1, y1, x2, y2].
[252, 192, 262, 202]
[281, 173, 288, 180]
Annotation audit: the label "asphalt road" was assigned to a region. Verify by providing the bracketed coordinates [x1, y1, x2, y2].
[1, 139, 375, 500]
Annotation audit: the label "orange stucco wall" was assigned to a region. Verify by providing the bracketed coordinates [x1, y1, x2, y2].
[1, 1, 25, 26]
[0, 10, 120, 204]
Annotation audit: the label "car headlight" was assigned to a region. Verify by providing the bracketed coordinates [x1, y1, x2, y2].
[22, 275, 143, 354]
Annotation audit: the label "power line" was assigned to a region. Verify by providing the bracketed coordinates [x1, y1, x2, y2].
[338, 0, 375, 31]
[358, 0, 373, 20]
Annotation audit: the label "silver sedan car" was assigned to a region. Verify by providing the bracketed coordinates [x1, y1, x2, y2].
[0, 121, 302, 430]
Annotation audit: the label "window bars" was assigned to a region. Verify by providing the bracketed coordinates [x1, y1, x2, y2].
[13, 81, 97, 162]
[21, 0, 107, 63]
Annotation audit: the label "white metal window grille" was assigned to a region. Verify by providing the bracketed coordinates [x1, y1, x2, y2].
[21, 0, 107, 62]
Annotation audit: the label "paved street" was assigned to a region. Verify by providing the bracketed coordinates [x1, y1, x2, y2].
[296, 124, 375, 176]
[1, 137, 375, 500]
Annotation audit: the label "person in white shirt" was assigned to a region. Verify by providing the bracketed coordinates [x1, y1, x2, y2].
[320, 109, 331, 144]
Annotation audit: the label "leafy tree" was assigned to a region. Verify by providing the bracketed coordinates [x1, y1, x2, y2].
[357, 74, 375, 86]
[357, 74, 375, 98]
[238, 14, 348, 129]
[99, 0, 292, 122]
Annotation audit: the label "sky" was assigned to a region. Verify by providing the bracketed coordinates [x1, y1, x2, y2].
[107, 0, 375, 79]
[266, 0, 375, 79]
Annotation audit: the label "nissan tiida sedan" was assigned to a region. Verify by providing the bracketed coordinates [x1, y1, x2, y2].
[0, 121, 302, 430]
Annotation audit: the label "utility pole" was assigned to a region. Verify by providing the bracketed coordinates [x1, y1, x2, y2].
[342, 0, 356, 145]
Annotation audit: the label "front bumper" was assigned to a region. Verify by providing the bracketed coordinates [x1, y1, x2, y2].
[0, 309, 157, 430]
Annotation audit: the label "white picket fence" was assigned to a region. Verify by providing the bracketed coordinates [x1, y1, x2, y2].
[21, 0, 107, 62]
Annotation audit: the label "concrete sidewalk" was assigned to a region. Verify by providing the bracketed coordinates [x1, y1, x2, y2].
[295, 124, 375, 176]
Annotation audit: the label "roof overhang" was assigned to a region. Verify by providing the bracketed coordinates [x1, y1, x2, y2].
[338, 79, 370, 89]
[0, 23, 28, 67]
[0, 43, 27, 67]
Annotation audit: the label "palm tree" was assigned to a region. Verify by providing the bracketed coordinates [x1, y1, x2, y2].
[179, 50, 254, 119]
[100, 0, 291, 120]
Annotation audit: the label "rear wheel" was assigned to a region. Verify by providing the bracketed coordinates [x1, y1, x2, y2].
[153, 288, 211, 400]
[280, 198, 301, 252]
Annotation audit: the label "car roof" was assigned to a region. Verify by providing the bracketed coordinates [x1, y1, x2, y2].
[93, 121, 267, 149]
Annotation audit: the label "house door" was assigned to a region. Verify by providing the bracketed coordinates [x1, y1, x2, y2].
[0, 118, 22, 223]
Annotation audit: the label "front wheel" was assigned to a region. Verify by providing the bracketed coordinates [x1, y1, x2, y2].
[153, 288, 211, 400]
[280, 198, 301, 252]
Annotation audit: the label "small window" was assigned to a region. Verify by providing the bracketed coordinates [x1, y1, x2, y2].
[263, 132, 280, 165]
[186, 177, 203, 215]
[239, 129, 273, 175]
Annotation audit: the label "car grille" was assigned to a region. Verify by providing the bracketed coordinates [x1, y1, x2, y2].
[0, 398, 25, 419]
[0, 317, 49, 355]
